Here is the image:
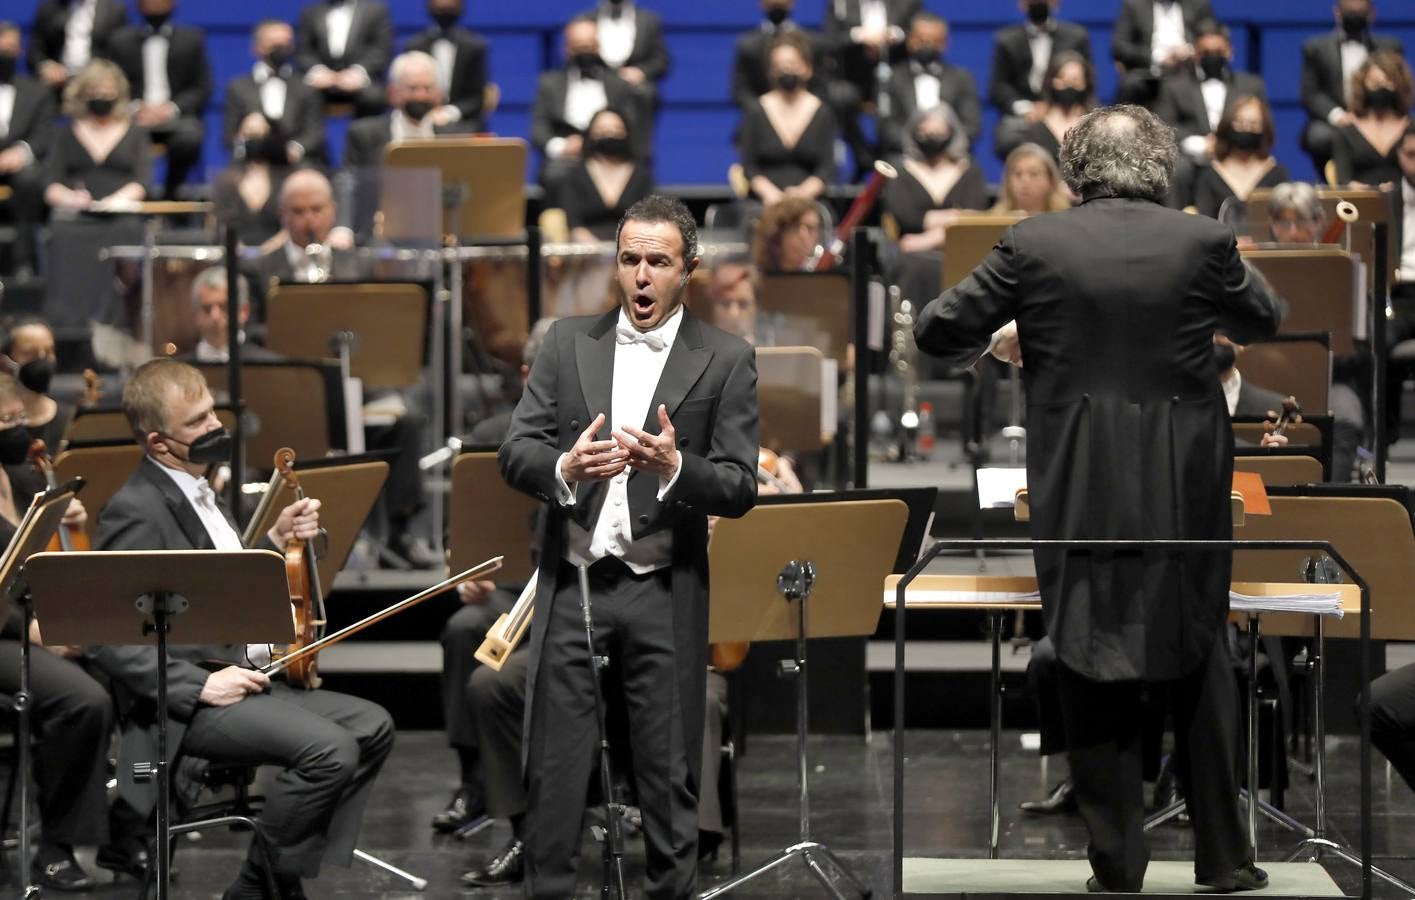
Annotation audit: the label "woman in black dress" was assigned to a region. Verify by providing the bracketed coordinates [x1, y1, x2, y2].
[1332, 51, 1411, 188]
[559, 108, 654, 242]
[1002, 51, 1096, 163]
[739, 31, 837, 205]
[1192, 95, 1289, 221]
[0, 318, 72, 453]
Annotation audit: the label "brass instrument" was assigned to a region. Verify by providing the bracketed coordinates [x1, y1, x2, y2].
[887, 283, 921, 447]
[302, 242, 333, 283]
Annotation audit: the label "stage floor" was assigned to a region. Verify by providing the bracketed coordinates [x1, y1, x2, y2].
[44, 729, 1415, 898]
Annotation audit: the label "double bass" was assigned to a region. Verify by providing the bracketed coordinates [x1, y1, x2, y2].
[271, 447, 327, 689]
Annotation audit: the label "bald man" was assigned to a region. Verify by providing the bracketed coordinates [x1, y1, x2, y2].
[343, 50, 476, 168]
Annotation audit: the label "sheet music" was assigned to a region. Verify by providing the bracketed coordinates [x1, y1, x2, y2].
[976, 467, 1027, 508]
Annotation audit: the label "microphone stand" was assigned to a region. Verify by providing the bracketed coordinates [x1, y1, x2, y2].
[578, 564, 627, 900]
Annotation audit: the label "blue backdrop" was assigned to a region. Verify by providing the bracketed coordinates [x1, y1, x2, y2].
[17, 0, 1415, 186]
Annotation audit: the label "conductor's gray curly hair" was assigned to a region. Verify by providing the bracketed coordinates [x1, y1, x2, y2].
[1059, 104, 1178, 204]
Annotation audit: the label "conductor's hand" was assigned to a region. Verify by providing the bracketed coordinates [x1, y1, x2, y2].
[613, 405, 681, 480]
[560, 414, 628, 483]
[988, 321, 1022, 367]
[199, 666, 269, 707]
[268, 498, 321, 548]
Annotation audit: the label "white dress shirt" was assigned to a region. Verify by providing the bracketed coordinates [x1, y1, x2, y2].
[912, 64, 941, 113]
[597, 2, 636, 69]
[859, 0, 888, 34]
[390, 109, 435, 142]
[142, 29, 171, 106]
[550, 67, 609, 159]
[1222, 369, 1242, 417]
[154, 461, 271, 666]
[253, 61, 288, 120]
[0, 84, 14, 141]
[1400, 179, 1415, 284]
[62, 0, 98, 73]
[556, 307, 686, 574]
[326, 1, 355, 60]
[1334, 39, 1370, 122]
[1180, 73, 1228, 159]
[1026, 23, 1053, 99]
[1150, 0, 1187, 69]
[431, 36, 456, 93]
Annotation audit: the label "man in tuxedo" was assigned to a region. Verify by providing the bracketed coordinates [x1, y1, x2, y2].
[915, 105, 1281, 893]
[989, 0, 1092, 162]
[822, 0, 921, 170]
[296, 0, 391, 117]
[499, 194, 758, 899]
[530, 17, 643, 191]
[730, 0, 824, 113]
[1299, 0, 1404, 172]
[0, 22, 55, 275]
[224, 19, 327, 166]
[187, 266, 280, 364]
[343, 50, 474, 169]
[578, 0, 669, 109]
[1384, 127, 1415, 438]
[403, 0, 489, 131]
[107, 0, 211, 198]
[88, 358, 394, 900]
[1154, 20, 1267, 163]
[26, 0, 126, 93]
[880, 12, 982, 155]
[1112, 0, 1216, 106]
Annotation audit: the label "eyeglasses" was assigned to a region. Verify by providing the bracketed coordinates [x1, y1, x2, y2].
[0, 411, 28, 428]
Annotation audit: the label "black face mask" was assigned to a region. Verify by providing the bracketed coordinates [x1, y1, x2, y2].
[163, 428, 233, 465]
[1198, 53, 1228, 80]
[774, 72, 803, 93]
[143, 13, 170, 29]
[1224, 129, 1263, 152]
[431, 11, 460, 29]
[241, 133, 284, 164]
[402, 100, 434, 121]
[1051, 86, 1086, 108]
[587, 136, 632, 159]
[1341, 12, 1369, 38]
[912, 47, 940, 66]
[1027, 2, 1051, 26]
[0, 425, 31, 467]
[1212, 342, 1238, 374]
[571, 52, 604, 75]
[765, 7, 789, 26]
[264, 44, 294, 70]
[86, 97, 117, 118]
[1365, 87, 1400, 112]
[914, 133, 951, 160]
[0, 54, 18, 83]
[15, 358, 54, 395]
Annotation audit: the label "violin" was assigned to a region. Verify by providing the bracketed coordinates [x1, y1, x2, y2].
[1267, 396, 1302, 442]
[28, 439, 89, 552]
[272, 447, 327, 689]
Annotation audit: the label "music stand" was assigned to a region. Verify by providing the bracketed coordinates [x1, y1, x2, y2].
[700, 498, 909, 899]
[52, 441, 144, 540]
[25, 549, 291, 900]
[756, 347, 832, 453]
[196, 359, 346, 463]
[242, 453, 389, 588]
[383, 138, 528, 240]
[264, 283, 430, 391]
[0, 481, 83, 899]
[448, 450, 538, 585]
[65, 404, 238, 446]
[756, 273, 852, 366]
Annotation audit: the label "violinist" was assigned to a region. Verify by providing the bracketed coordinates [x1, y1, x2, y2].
[0, 316, 71, 451]
[86, 358, 393, 900]
[0, 372, 112, 892]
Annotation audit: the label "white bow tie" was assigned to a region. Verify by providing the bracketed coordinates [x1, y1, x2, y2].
[616, 322, 666, 352]
[196, 481, 217, 510]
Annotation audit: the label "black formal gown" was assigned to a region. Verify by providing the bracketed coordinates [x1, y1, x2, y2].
[738, 99, 838, 193]
[559, 162, 654, 241]
[213, 164, 288, 248]
[1192, 161, 1290, 221]
[1013, 119, 1065, 163]
[1331, 122, 1405, 186]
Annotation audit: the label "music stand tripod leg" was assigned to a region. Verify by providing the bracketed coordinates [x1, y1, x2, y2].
[16, 593, 37, 898]
[577, 565, 627, 900]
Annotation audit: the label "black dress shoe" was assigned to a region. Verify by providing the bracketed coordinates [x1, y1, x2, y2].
[1019, 779, 1077, 815]
[698, 830, 724, 863]
[461, 839, 524, 887]
[1197, 861, 1269, 892]
[1086, 876, 1108, 892]
[432, 788, 489, 834]
[95, 841, 151, 880]
[32, 846, 95, 892]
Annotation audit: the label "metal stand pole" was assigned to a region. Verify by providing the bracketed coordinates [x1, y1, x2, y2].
[700, 562, 871, 900]
[988, 611, 1002, 859]
[134, 591, 182, 900]
[578, 565, 627, 900]
[16, 592, 38, 898]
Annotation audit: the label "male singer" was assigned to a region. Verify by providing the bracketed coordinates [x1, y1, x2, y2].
[498, 194, 758, 899]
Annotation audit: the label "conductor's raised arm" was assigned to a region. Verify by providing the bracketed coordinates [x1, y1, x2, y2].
[913, 227, 1024, 368]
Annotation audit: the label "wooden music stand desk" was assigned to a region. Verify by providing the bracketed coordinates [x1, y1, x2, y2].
[196, 361, 342, 465]
[384, 138, 528, 240]
[1242, 250, 1359, 355]
[52, 442, 144, 541]
[757, 273, 852, 366]
[940, 215, 1024, 291]
[264, 283, 428, 390]
[756, 346, 830, 453]
[65, 406, 237, 446]
[448, 451, 539, 586]
[1233, 455, 1324, 487]
[245, 457, 389, 590]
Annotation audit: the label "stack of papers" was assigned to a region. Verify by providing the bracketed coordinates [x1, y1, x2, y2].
[1229, 590, 1344, 618]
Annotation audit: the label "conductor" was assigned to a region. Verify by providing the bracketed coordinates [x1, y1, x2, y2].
[914, 105, 1284, 893]
[498, 194, 759, 899]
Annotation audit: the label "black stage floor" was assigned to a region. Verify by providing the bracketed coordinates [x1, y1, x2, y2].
[36, 729, 1415, 899]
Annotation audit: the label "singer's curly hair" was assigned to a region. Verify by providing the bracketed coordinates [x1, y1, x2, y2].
[616, 194, 699, 262]
[1060, 104, 1178, 204]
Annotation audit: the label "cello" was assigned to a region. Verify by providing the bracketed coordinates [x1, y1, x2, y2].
[271, 447, 327, 689]
[28, 439, 89, 552]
